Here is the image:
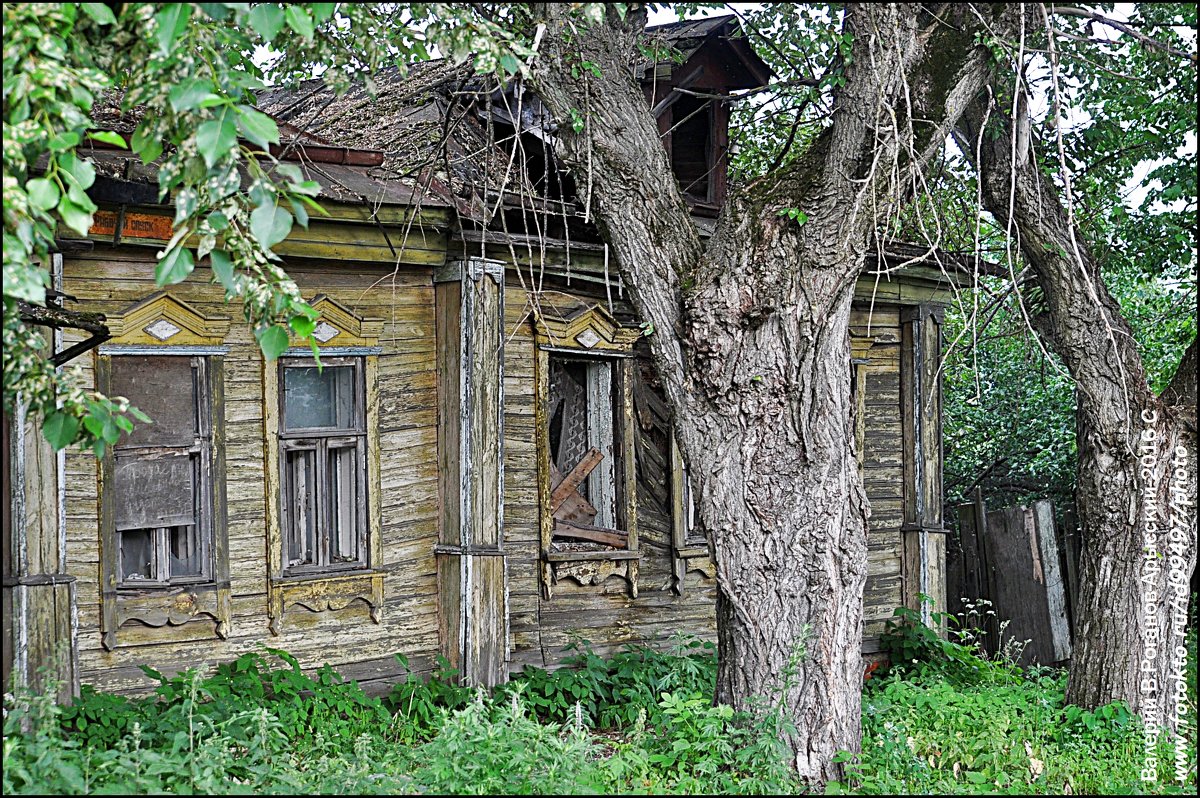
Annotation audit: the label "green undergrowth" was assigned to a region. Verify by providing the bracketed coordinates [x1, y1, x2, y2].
[828, 603, 1198, 795]
[4, 618, 1196, 795]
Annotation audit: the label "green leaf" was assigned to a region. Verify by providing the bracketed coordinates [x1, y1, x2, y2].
[248, 3, 286, 42]
[236, 106, 280, 150]
[87, 130, 127, 148]
[310, 3, 336, 23]
[131, 122, 163, 164]
[169, 78, 221, 112]
[27, 178, 60, 211]
[156, 246, 195, 286]
[250, 202, 293, 248]
[43, 412, 79, 450]
[255, 324, 290, 360]
[80, 3, 117, 25]
[285, 5, 314, 40]
[47, 131, 82, 152]
[209, 250, 235, 289]
[154, 3, 192, 54]
[289, 314, 317, 339]
[56, 197, 93, 236]
[195, 110, 238, 168]
[59, 154, 96, 190]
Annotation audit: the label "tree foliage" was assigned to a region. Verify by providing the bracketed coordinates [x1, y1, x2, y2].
[2, 1, 538, 452]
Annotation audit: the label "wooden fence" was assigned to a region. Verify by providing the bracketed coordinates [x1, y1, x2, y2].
[946, 490, 1074, 666]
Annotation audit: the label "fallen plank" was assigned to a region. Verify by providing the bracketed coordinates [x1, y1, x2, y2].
[553, 521, 629, 548]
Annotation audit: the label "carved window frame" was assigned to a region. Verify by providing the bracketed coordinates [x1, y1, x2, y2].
[262, 296, 385, 634]
[535, 304, 641, 598]
[95, 293, 231, 651]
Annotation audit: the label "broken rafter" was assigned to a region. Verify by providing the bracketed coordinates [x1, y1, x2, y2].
[17, 300, 111, 366]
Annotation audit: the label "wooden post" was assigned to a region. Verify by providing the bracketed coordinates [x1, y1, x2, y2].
[434, 258, 508, 687]
[2, 398, 78, 701]
[1061, 505, 1081, 631]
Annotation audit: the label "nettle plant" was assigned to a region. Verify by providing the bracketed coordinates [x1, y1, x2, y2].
[3, 2, 557, 454]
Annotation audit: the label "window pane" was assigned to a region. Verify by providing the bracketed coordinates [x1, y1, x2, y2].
[113, 452, 196, 531]
[120, 528, 157, 582]
[285, 448, 318, 567]
[283, 365, 356, 430]
[109, 356, 199, 447]
[168, 525, 203, 578]
[328, 444, 359, 564]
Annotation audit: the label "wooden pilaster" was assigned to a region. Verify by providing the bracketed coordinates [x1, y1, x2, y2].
[435, 258, 508, 687]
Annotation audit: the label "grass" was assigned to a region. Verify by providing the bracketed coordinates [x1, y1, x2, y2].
[3, 620, 1196, 795]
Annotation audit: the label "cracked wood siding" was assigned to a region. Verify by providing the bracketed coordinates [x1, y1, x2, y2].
[58, 247, 443, 694]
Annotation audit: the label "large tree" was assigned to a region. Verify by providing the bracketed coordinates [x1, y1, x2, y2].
[526, 3, 1006, 779]
[951, 4, 1197, 719]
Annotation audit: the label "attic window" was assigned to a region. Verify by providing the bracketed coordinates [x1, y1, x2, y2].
[670, 95, 713, 201]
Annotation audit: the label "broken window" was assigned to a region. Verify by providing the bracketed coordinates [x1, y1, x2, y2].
[546, 356, 631, 551]
[278, 356, 368, 573]
[108, 355, 211, 586]
[670, 94, 714, 201]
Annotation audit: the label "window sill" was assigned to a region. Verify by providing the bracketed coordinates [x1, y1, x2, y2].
[675, 545, 709, 559]
[268, 569, 384, 634]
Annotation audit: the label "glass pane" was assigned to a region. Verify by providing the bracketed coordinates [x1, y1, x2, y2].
[120, 528, 157, 582]
[285, 448, 318, 567]
[109, 356, 199, 447]
[283, 364, 356, 430]
[328, 444, 359, 564]
[168, 525, 203, 578]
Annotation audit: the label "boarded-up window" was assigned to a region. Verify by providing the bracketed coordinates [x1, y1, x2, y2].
[278, 357, 368, 573]
[547, 355, 631, 550]
[109, 356, 211, 586]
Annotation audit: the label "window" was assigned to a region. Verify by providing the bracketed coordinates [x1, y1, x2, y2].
[547, 356, 627, 545]
[95, 293, 232, 650]
[261, 296, 384, 635]
[109, 355, 212, 586]
[278, 357, 368, 573]
[535, 303, 642, 597]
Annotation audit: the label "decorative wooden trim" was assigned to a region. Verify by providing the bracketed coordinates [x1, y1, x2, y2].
[295, 295, 384, 348]
[267, 571, 385, 635]
[105, 292, 230, 346]
[263, 342, 383, 634]
[534, 303, 642, 354]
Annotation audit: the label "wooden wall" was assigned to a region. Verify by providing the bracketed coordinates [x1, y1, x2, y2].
[52, 244, 919, 692]
[60, 246, 443, 693]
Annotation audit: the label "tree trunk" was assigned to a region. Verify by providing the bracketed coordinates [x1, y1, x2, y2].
[529, 3, 996, 782]
[958, 94, 1198, 725]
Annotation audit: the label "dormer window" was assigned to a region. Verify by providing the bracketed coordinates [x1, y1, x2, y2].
[669, 94, 714, 202]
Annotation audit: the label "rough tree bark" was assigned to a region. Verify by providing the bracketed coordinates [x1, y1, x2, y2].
[958, 91, 1197, 725]
[528, 3, 998, 781]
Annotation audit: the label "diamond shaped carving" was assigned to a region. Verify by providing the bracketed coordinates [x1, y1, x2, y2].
[144, 319, 182, 341]
[312, 321, 340, 343]
[576, 329, 601, 349]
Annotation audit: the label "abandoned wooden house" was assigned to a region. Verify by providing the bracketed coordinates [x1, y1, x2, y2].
[3, 16, 953, 697]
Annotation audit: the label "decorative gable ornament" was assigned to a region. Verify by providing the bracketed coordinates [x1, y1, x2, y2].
[297, 295, 384, 348]
[311, 321, 341, 343]
[535, 303, 641, 354]
[105, 293, 230, 346]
